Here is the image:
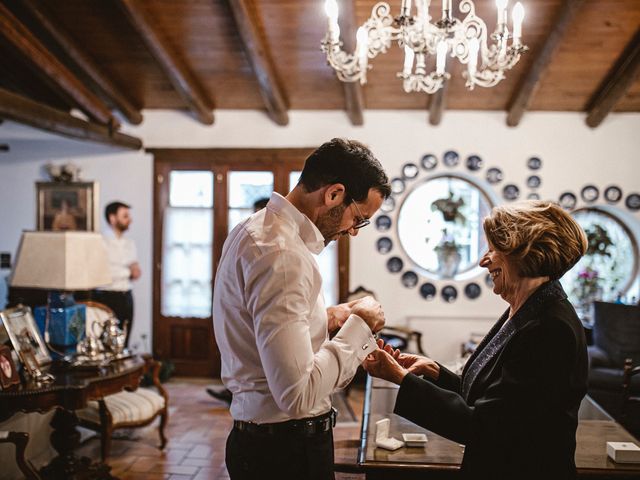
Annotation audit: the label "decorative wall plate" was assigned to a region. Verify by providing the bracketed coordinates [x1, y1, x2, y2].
[559, 192, 577, 210]
[443, 150, 459, 167]
[527, 157, 542, 170]
[419, 282, 437, 300]
[604, 186, 622, 204]
[375, 215, 392, 231]
[502, 184, 520, 201]
[421, 154, 438, 170]
[466, 155, 483, 171]
[380, 197, 395, 213]
[376, 237, 393, 254]
[580, 185, 599, 203]
[486, 167, 503, 184]
[464, 282, 482, 300]
[387, 257, 404, 273]
[441, 285, 458, 303]
[401, 271, 419, 288]
[526, 175, 541, 189]
[391, 178, 405, 195]
[626, 193, 640, 211]
[402, 163, 419, 179]
[527, 193, 540, 200]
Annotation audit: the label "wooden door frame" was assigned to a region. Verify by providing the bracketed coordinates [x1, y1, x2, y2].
[150, 148, 351, 377]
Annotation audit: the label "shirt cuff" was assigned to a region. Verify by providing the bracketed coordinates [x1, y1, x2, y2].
[333, 314, 377, 362]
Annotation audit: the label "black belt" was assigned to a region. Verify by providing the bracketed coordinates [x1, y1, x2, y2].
[233, 407, 337, 436]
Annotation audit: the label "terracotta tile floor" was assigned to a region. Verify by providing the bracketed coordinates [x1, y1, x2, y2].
[75, 378, 365, 480]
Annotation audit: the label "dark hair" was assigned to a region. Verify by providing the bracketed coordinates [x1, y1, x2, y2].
[483, 201, 588, 280]
[105, 201, 131, 223]
[297, 138, 391, 203]
[253, 197, 269, 212]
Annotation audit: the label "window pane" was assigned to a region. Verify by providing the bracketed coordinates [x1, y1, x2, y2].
[162, 171, 213, 318]
[228, 171, 273, 233]
[315, 242, 338, 307]
[289, 171, 301, 192]
[397, 176, 492, 279]
[561, 209, 637, 307]
[170, 171, 213, 207]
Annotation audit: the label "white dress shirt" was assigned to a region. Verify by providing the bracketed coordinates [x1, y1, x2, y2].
[100, 230, 137, 292]
[213, 192, 377, 423]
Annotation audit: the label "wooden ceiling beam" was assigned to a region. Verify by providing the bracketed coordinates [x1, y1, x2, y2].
[228, 0, 289, 126]
[20, 0, 143, 125]
[429, 81, 449, 126]
[586, 29, 640, 128]
[506, 0, 585, 127]
[117, 0, 214, 125]
[0, 87, 142, 150]
[0, 2, 118, 127]
[338, 0, 364, 125]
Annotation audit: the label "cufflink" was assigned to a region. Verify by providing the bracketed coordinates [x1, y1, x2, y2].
[362, 344, 370, 350]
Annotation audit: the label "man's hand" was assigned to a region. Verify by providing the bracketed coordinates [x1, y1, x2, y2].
[362, 344, 408, 385]
[326, 302, 353, 334]
[350, 296, 385, 333]
[129, 262, 141, 281]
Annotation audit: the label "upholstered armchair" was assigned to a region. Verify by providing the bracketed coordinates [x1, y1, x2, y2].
[75, 302, 168, 461]
[587, 301, 640, 431]
[0, 431, 40, 480]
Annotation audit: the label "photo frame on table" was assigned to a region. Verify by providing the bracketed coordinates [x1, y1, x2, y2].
[0, 345, 20, 389]
[0, 306, 51, 367]
[36, 181, 99, 231]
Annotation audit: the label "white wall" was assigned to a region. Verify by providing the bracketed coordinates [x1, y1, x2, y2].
[1, 110, 639, 363]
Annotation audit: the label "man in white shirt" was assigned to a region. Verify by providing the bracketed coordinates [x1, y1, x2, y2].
[213, 138, 391, 480]
[94, 201, 140, 347]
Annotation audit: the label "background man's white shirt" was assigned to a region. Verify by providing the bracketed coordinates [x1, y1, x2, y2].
[101, 230, 137, 291]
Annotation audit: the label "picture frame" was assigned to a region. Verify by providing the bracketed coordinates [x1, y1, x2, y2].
[0, 306, 51, 367]
[0, 345, 20, 389]
[36, 181, 99, 231]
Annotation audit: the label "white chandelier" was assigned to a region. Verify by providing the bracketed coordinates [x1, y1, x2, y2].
[321, 0, 528, 94]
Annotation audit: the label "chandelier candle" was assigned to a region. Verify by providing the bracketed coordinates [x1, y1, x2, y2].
[321, 0, 528, 93]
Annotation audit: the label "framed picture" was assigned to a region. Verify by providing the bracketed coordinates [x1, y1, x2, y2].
[0, 345, 20, 389]
[0, 306, 51, 367]
[36, 181, 99, 231]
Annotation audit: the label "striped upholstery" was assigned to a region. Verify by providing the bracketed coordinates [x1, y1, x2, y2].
[77, 388, 165, 425]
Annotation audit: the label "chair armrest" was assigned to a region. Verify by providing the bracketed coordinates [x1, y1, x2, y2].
[142, 355, 168, 405]
[0, 431, 40, 480]
[588, 345, 613, 369]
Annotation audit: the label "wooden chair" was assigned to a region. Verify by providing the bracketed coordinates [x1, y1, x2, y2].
[622, 358, 640, 436]
[0, 431, 41, 480]
[75, 302, 168, 461]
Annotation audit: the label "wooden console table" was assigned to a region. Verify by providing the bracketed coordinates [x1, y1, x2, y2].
[0, 356, 145, 479]
[354, 376, 640, 479]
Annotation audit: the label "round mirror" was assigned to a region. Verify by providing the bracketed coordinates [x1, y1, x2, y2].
[397, 175, 493, 280]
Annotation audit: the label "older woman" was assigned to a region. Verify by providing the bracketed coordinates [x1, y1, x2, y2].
[364, 201, 588, 480]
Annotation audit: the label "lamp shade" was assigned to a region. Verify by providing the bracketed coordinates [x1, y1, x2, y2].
[11, 231, 112, 290]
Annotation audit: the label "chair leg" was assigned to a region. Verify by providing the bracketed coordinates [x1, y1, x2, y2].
[158, 408, 168, 450]
[97, 399, 113, 462]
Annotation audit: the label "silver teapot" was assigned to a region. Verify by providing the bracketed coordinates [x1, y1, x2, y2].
[93, 316, 127, 356]
[76, 336, 105, 359]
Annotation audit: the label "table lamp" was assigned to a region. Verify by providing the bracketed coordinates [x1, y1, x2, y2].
[10, 231, 112, 357]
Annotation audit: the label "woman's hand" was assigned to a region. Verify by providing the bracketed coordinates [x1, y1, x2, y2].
[362, 341, 409, 385]
[370, 340, 440, 380]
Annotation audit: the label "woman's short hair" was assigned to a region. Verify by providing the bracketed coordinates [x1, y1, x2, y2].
[483, 201, 587, 280]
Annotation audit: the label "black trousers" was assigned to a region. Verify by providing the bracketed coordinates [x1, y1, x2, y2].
[91, 290, 133, 347]
[225, 426, 335, 480]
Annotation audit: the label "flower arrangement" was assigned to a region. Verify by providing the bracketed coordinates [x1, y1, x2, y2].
[585, 224, 613, 257]
[572, 266, 601, 308]
[431, 191, 466, 224]
[434, 229, 460, 253]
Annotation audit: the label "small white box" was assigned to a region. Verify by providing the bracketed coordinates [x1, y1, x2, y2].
[375, 418, 404, 451]
[402, 433, 428, 448]
[606, 442, 640, 463]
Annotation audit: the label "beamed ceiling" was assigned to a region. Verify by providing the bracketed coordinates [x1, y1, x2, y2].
[0, 0, 639, 149]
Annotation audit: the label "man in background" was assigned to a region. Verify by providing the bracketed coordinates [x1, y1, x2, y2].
[94, 201, 140, 346]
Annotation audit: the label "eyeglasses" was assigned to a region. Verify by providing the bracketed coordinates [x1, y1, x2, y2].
[350, 201, 370, 230]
